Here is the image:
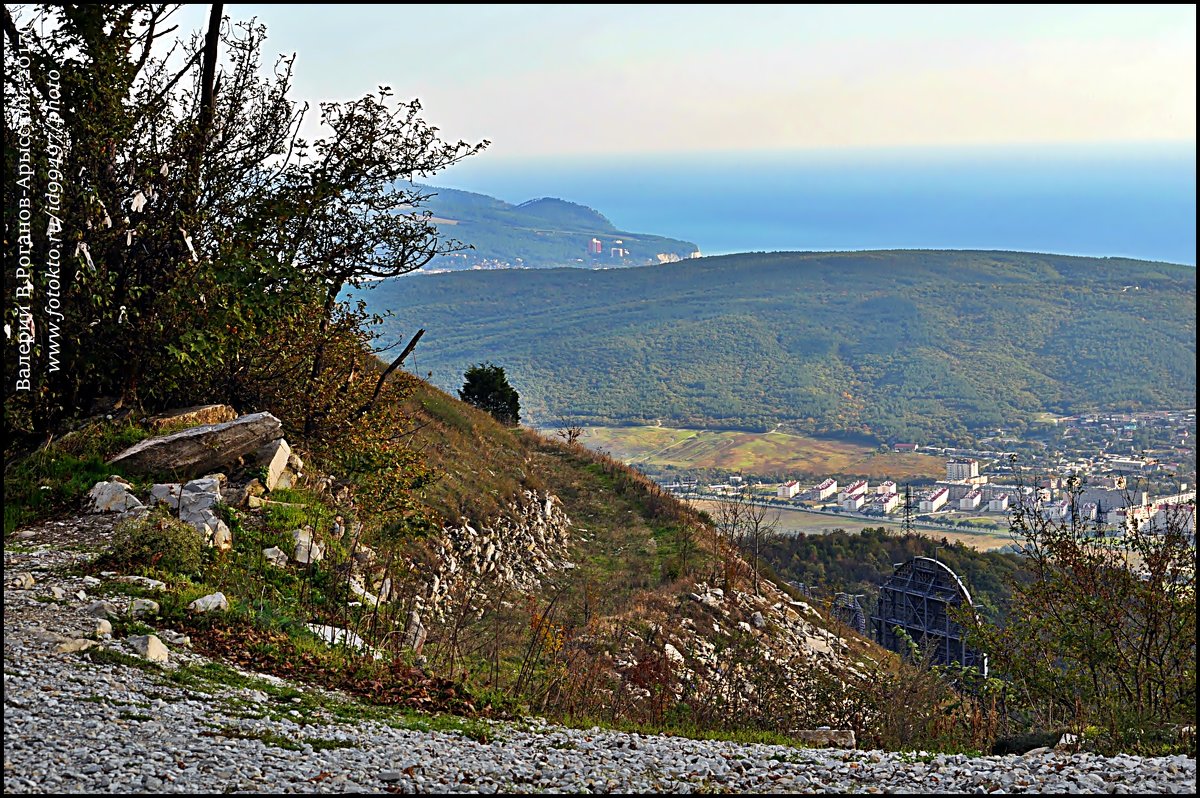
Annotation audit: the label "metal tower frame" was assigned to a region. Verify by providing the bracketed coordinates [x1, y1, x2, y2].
[870, 556, 987, 675]
[901, 485, 915, 535]
[833, 592, 867, 635]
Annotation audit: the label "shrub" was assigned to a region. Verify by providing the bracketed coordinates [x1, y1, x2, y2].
[100, 512, 205, 577]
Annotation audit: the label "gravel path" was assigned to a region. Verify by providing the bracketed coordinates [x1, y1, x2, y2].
[4, 527, 1196, 794]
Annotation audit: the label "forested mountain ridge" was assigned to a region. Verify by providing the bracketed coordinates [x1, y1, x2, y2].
[420, 185, 700, 269]
[366, 250, 1196, 443]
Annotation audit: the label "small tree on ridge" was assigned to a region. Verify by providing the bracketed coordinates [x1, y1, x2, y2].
[459, 363, 520, 426]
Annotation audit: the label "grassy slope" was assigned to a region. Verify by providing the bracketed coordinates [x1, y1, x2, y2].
[368, 250, 1196, 443]
[401, 375, 714, 620]
[578, 424, 946, 479]
[401, 374, 882, 654]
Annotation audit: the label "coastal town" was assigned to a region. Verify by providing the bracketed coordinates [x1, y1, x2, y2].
[651, 408, 1197, 538]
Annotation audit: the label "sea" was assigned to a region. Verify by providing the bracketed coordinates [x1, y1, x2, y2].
[432, 143, 1196, 266]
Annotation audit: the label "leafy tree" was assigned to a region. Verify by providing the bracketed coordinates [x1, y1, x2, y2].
[458, 362, 519, 426]
[2, 4, 486, 444]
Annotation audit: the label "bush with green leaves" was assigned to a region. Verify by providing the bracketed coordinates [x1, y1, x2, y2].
[100, 512, 205, 577]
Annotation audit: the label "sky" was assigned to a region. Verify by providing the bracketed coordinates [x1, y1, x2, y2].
[216, 3, 1195, 159]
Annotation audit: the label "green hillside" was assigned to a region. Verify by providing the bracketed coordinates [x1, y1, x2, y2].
[365, 250, 1197, 443]
[422, 186, 700, 269]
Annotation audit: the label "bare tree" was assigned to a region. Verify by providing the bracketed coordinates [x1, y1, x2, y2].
[554, 422, 586, 447]
[742, 493, 781, 595]
[708, 488, 780, 593]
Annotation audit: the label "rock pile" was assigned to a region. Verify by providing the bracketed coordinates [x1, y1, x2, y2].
[84, 408, 305, 554]
[420, 490, 573, 620]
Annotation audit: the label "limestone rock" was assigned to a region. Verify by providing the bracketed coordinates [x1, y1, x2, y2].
[287, 452, 304, 472]
[10, 572, 35, 589]
[254, 438, 291, 491]
[128, 634, 169, 663]
[179, 477, 233, 551]
[108, 411, 282, 478]
[94, 619, 113, 637]
[306, 624, 380, 658]
[187, 592, 229, 613]
[85, 478, 144, 513]
[292, 526, 323, 564]
[86, 600, 120, 619]
[115, 575, 167, 591]
[262, 546, 289, 567]
[149, 483, 182, 510]
[236, 479, 265, 507]
[158, 629, 191, 648]
[664, 643, 685, 667]
[402, 610, 427, 654]
[146, 404, 237, 431]
[206, 519, 233, 552]
[56, 638, 98, 654]
[750, 611, 766, 629]
[793, 729, 856, 749]
[178, 477, 222, 526]
[130, 598, 160, 619]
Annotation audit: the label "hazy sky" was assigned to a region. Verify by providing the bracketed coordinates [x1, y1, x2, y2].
[218, 4, 1193, 158]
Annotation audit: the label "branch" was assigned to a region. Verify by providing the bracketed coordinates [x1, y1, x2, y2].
[357, 328, 424, 418]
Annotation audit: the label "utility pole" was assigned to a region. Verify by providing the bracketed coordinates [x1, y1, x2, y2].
[902, 484, 915, 535]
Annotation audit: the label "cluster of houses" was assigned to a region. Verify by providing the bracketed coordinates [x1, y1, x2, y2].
[775, 455, 1196, 537]
[778, 476, 901, 515]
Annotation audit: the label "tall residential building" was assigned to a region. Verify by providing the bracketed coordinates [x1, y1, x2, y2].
[946, 458, 979, 480]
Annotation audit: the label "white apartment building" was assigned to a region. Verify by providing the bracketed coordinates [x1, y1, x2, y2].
[920, 488, 949, 512]
[810, 478, 838, 501]
[838, 479, 869, 502]
[777, 480, 801, 499]
[946, 458, 980, 480]
[876, 492, 900, 513]
[842, 494, 866, 512]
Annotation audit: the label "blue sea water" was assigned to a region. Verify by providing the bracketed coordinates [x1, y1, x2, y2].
[433, 144, 1196, 266]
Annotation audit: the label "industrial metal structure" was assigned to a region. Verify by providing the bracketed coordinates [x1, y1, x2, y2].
[870, 556, 987, 675]
[832, 592, 867, 635]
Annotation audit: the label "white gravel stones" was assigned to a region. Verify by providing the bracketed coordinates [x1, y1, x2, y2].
[187, 592, 229, 613]
[127, 634, 169, 663]
[4, 522, 1197, 796]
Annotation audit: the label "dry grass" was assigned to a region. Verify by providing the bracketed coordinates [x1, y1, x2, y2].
[578, 425, 944, 479]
